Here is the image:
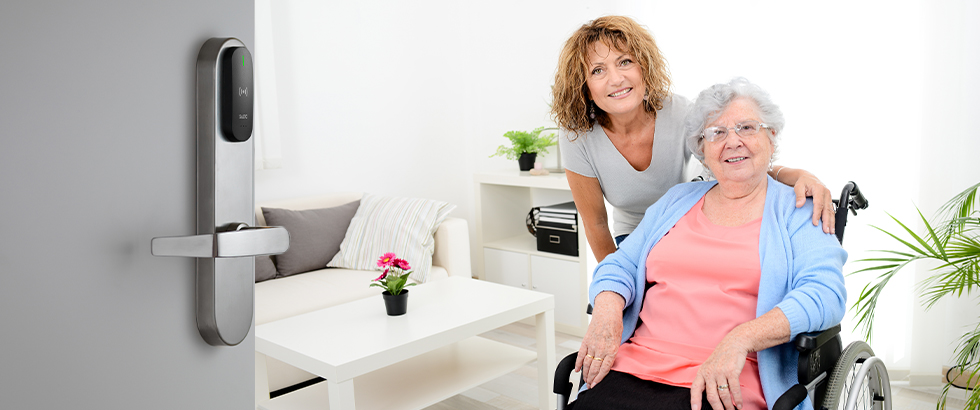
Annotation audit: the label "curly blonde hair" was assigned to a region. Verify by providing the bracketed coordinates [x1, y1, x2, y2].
[551, 16, 671, 138]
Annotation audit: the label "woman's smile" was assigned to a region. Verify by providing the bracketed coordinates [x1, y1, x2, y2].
[609, 87, 633, 98]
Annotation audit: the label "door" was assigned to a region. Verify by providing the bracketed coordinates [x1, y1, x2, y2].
[0, 1, 254, 409]
[484, 248, 531, 289]
[530, 255, 582, 328]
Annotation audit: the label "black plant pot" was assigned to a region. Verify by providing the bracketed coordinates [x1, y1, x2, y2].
[382, 290, 409, 316]
[518, 152, 537, 171]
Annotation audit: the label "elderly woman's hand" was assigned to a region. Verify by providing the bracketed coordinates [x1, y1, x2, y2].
[690, 333, 751, 410]
[576, 291, 625, 388]
[692, 309, 791, 410]
[775, 167, 835, 234]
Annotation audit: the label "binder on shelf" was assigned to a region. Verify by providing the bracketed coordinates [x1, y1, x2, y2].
[538, 201, 577, 215]
[538, 218, 576, 231]
[532, 201, 579, 257]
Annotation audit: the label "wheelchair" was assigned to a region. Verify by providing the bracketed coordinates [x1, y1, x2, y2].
[554, 182, 892, 410]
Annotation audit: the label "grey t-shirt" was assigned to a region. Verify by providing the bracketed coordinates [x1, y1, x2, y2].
[560, 94, 695, 237]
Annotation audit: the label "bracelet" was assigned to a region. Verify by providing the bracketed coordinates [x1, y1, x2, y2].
[774, 166, 785, 181]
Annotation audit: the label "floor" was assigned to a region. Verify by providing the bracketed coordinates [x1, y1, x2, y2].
[422, 323, 971, 410]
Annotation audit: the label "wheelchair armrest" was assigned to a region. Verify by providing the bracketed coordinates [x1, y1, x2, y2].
[794, 324, 843, 402]
[794, 324, 841, 352]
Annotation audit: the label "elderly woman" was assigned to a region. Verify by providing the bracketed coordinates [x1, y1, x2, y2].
[552, 16, 836, 263]
[571, 78, 847, 410]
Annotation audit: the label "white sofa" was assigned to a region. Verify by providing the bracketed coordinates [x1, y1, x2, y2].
[254, 193, 472, 392]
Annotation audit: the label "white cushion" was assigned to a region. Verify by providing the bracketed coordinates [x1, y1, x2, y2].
[326, 194, 455, 283]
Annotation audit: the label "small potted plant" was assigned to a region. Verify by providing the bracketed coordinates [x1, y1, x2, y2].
[370, 253, 416, 316]
[490, 126, 558, 171]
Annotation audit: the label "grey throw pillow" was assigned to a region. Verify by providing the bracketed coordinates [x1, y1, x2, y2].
[255, 255, 277, 283]
[262, 200, 361, 277]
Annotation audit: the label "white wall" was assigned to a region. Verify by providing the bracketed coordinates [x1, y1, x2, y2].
[256, 0, 980, 381]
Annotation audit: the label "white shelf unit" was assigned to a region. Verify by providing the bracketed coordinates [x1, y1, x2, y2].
[474, 171, 590, 336]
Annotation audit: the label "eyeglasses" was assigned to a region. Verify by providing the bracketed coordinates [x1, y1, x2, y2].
[701, 120, 771, 143]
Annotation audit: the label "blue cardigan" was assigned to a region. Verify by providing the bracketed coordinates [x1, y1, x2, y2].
[590, 177, 847, 410]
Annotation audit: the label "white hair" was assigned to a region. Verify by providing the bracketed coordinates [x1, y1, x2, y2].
[684, 77, 785, 163]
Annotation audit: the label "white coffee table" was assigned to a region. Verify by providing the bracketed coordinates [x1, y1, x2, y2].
[255, 277, 556, 410]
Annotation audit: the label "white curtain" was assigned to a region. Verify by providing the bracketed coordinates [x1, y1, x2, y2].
[254, 0, 282, 170]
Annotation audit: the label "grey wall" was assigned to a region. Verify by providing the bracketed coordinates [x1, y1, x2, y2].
[0, 1, 254, 408]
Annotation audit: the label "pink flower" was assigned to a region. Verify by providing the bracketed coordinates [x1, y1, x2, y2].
[374, 268, 389, 281]
[395, 258, 411, 270]
[377, 252, 397, 267]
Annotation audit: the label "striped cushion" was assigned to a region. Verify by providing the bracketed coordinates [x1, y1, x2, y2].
[326, 194, 456, 283]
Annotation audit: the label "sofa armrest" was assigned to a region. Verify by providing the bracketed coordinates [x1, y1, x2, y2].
[432, 217, 472, 279]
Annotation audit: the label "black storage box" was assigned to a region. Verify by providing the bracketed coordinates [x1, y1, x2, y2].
[536, 224, 578, 256]
[534, 201, 579, 257]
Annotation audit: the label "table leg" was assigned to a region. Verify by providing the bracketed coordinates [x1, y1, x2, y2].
[536, 309, 556, 410]
[327, 379, 356, 410]
[255, 352, 270, 409]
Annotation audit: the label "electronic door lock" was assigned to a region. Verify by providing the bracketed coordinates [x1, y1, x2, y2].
[221, 46, 253, 142]
[150, 38, 287, 347]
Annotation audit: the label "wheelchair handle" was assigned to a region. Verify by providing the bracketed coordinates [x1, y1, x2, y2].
[834, 181, 868, 244]
[845, 181, 869, 211]
[773, 383, 808, 410]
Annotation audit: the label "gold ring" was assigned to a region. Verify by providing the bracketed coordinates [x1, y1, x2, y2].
[585, 354, 594, 359]
[593, 357, 603, 361]
[718, 384, 729, 390]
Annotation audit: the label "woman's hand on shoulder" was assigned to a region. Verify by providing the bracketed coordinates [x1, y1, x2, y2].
[576, 291, 625, 388]
[793, 171, 834, 234]
[690, 333, 751, 410]
[774, 166, 835, 234]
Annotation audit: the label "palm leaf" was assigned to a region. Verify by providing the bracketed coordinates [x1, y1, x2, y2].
[849, 258, 919, 340]
[856, 248, 919, 259]
[917, 233, 980, 307]
[937, 181, 980, 221]
[918, 207, 948, 259]
[934, 181, 980, 238]
[870, 213, 942, 259]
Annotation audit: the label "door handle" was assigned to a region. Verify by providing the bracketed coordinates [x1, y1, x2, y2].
[152, 224, 289, 258]
[150, 38, 287, 347]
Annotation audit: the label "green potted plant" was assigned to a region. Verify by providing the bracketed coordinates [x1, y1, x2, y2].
[852, 181, 980, 409]
[490, 126, 558, 171]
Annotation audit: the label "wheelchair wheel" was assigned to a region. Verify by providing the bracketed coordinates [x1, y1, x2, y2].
[823, 341, 890, 410]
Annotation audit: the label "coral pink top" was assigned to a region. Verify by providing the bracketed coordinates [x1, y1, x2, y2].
[610, 197, 767, 410]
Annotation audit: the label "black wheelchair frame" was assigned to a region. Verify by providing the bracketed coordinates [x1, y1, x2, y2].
[554, 182, 881, 410]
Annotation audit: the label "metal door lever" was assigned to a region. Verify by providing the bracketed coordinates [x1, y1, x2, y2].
[151, 224, 289, 258]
